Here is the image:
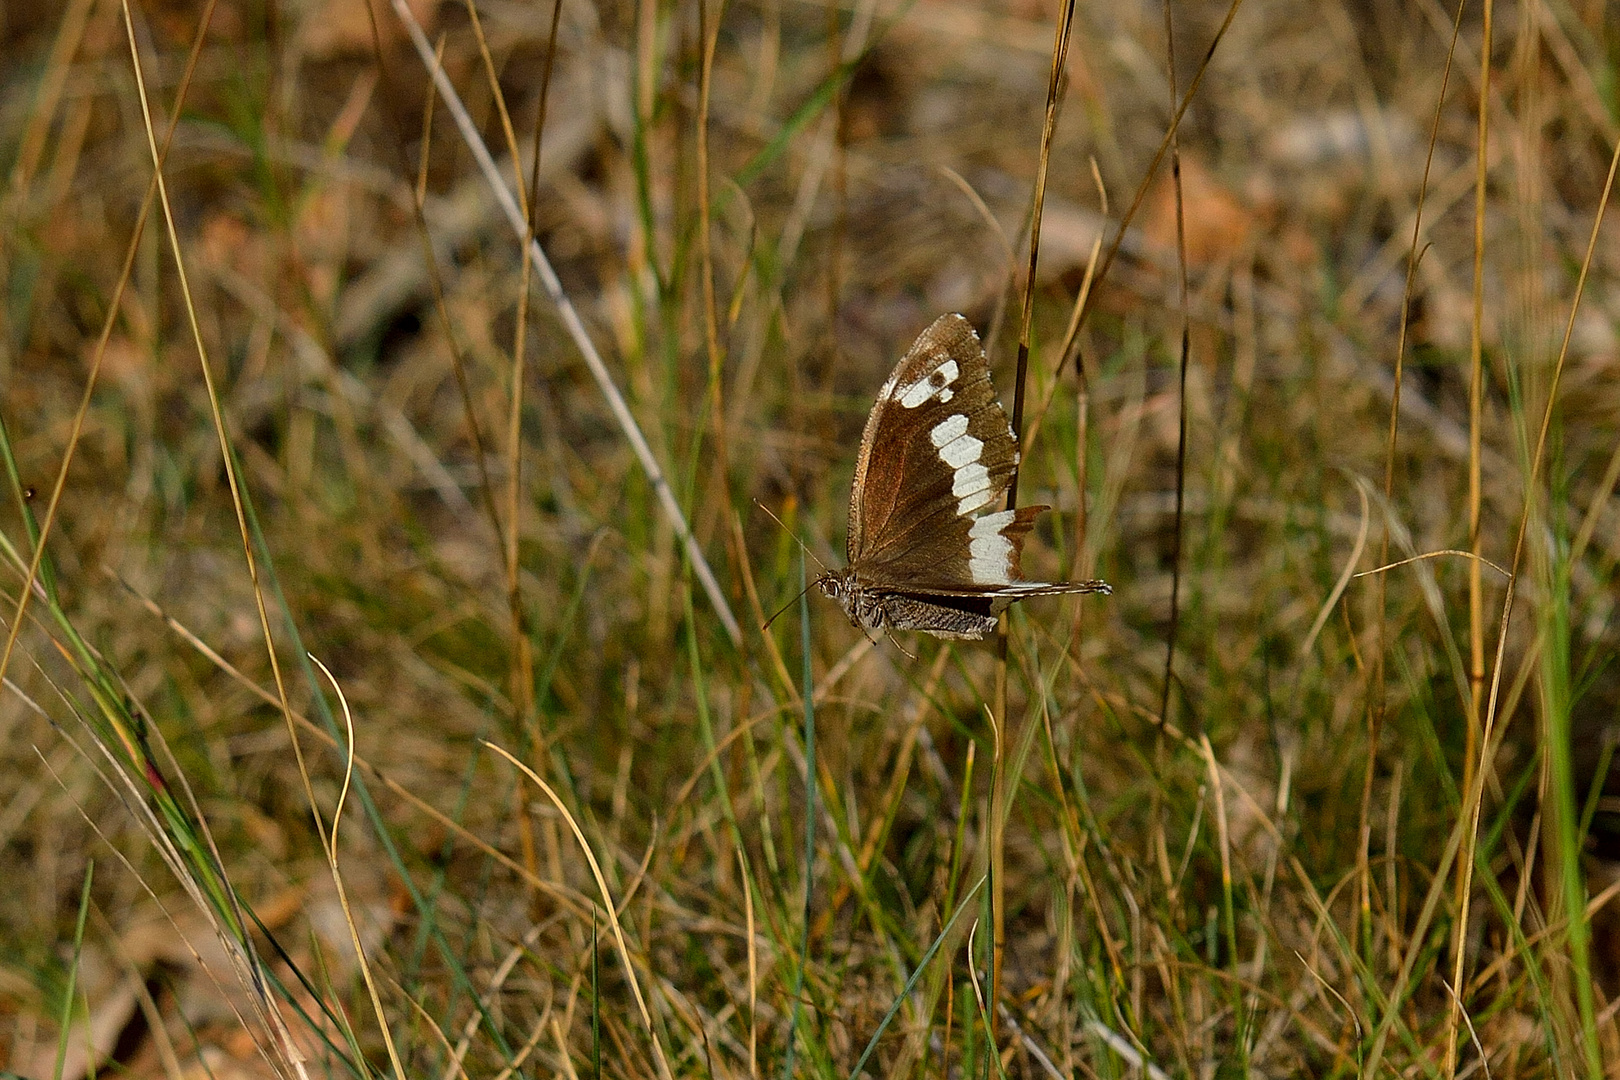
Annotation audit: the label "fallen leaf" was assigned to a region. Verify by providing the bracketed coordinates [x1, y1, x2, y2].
[1143, 156, 1255, 269]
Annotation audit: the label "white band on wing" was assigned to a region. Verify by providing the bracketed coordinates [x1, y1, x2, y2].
[968, 510, 1016, 584]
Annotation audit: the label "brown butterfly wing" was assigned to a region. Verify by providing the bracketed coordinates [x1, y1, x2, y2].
[846, 314, 1020, 587]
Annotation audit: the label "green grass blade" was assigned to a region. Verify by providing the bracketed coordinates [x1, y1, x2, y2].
[847, 875, 986, 1080]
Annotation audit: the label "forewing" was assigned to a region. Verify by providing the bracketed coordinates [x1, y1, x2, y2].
[846, 314, 1017, 583]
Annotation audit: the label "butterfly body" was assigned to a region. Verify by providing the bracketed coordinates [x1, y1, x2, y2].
[816, 313, 1110, 641]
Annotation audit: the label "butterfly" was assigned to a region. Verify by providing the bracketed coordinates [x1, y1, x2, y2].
[815, 313, 1111, 640]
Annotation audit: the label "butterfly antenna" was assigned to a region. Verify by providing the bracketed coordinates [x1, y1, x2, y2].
[753, 499, 831, 575]
[762, 579, 817, 632]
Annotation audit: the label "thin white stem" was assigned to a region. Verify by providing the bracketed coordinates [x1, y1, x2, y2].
[389, 0, 743, 647]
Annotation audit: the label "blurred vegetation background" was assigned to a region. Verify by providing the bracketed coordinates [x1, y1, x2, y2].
[2, 0, 1620, 1075]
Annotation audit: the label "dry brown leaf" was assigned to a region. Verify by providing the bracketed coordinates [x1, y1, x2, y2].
[1143, 156, 1255, 269]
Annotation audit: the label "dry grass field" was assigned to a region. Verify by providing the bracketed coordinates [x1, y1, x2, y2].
[3, 0, 1620, 1075]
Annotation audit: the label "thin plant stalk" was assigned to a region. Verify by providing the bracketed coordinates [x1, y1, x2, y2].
[386, 0, 743, 647]
[991, 0, 1077, 1030]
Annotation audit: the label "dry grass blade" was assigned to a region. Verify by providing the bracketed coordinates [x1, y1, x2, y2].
[384, 0, 742, 648]
[307, 654, 406, 1080]
[483, 741, 674, 1080]
[990, 0, 1081, 1031]
[0, 0, 221, 726]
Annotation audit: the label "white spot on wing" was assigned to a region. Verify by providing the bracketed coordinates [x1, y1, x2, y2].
[931, 416, 987, 474]
[929, 415, 969, 446]
[897, 380, 933, 409]
[968, 511, 1014, 584]
[897, 359, 961, 408]
[939, 433, 983, 469]
[957, 490, 997, 515]
[952, 462, 990, 499]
